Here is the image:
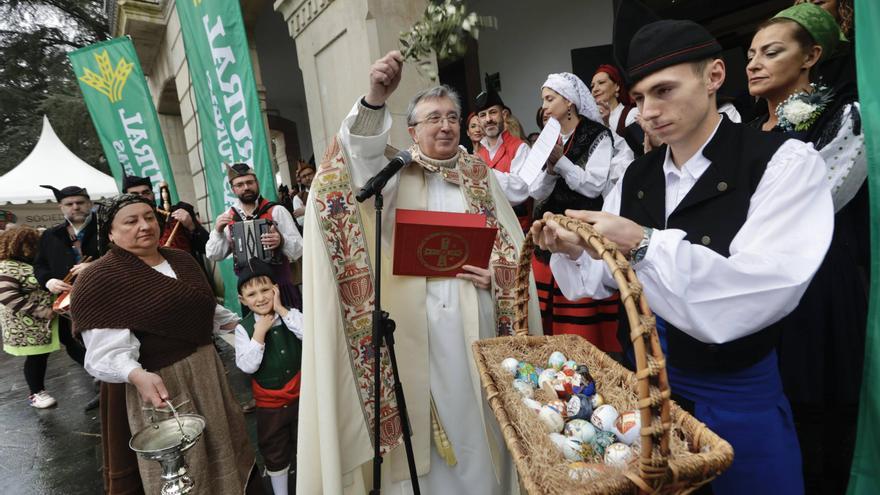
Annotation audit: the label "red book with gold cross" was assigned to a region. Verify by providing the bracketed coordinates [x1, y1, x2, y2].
[392, 209, 498, 277]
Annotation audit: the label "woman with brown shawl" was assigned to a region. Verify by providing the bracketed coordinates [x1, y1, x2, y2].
[71, 194, 257, 494]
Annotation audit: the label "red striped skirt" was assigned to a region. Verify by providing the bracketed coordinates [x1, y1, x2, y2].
[532, 255, 621, 353]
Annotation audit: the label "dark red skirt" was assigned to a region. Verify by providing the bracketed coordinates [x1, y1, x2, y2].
[532, 256, 621, 353]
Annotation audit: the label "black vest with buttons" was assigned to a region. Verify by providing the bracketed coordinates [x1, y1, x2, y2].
[617, 117, 790, 372]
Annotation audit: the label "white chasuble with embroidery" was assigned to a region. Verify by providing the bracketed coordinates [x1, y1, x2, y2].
[297, 101, 541, 495]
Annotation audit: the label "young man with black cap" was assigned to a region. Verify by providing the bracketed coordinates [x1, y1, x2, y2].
[531, 4, 834, 493]
[121, 175, 210, 259]
[33, 185, 101, 410]
[474, 89, 531, 227]
[206, 163, 303, 308]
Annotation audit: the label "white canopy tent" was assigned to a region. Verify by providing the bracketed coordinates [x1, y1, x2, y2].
[0, 116, 119, 228]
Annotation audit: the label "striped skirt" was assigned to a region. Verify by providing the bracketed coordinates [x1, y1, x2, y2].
[532, 256, 621, 352]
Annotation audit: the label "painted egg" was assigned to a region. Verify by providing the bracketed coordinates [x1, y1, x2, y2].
[563, 359, 579, 371]
[549, 432, 583, 460]
[566, 394, 593, 421]
[589, 430, 617, 457]
[604, 442, 634, 468]
[512, 379, 534, 398]
[547, 399, 567, 417]
[564, 418, 597, 444]
[590, 404, 619, 432]
[501, 357, 519, 375]
[538, 368, 558, 388]
[521, 397, 543, 414]
[590, 392, 605, 409]
[547, 351, 567, 370]
[517, 362, 539, 387]
[538, 405, 565, 433]
[613, 410, 641, 445]
[576, 364, 594, 384]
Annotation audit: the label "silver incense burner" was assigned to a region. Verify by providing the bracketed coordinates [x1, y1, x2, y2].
[129, 401, 206, 495]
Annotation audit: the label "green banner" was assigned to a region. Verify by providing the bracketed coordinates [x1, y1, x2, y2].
[69, 37, 179, 202]
[176, 0, 277, 314]
[848, 1, 880, 493]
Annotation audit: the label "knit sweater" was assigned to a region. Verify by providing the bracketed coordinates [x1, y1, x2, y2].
[71, 246, 215, 371]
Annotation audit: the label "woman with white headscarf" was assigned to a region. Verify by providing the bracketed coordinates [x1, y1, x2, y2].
[528, 72, 621, 352]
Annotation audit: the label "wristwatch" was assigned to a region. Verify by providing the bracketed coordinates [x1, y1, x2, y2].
[629, 226, 654, 265]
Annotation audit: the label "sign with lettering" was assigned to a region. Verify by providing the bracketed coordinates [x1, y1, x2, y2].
[68, 37, 179, 202]
[176, 0, 277, 313]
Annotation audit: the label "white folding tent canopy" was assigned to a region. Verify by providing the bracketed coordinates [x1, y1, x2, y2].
[0, 116, 118, 228]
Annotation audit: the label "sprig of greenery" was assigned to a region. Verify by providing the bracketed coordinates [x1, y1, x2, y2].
[399, 0, 496, 81]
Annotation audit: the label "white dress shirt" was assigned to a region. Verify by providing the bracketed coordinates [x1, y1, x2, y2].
[549, 121, 834, 345]
[479, 133, 531, 206]
[81, 260, 240, 383]
[234, 310, 304, 374]
[528, 131, 615, 201]
[205, 201, 304, 261]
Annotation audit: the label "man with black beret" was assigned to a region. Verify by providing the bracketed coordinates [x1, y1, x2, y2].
[121, 175, 210, 260]
[532, 1, 835, 492]
[474, 88, 531, 228]
[33, 184, 100, 410]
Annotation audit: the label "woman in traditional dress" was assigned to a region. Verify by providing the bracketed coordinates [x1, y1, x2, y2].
[71, 194, 259, 495]
[465, 111, 484, 154]
[747, 4, 867, 492]
[0, 227, 59, 409]
[528, 72, 620, 352]
[591, 64, 641, 172]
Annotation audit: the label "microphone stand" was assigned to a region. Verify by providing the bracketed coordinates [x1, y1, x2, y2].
[366, 189, 420, 495]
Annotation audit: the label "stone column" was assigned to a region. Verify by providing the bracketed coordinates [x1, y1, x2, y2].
[274, 0, 436, 159]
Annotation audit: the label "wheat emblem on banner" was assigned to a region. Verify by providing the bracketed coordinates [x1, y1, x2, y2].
[77, 50, 134, 103]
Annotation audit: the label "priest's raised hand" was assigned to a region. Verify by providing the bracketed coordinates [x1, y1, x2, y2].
[365, 50, 403, 107]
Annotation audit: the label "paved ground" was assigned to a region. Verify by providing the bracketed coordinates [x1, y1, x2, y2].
[0, 335, 285, 494]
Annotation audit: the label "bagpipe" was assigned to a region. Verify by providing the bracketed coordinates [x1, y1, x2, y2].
[155, 182, 192, 252]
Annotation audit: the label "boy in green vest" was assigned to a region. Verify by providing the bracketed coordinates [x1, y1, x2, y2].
[234, 259, 303, 495]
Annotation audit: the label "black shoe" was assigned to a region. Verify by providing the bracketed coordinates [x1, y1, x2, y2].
[84, 393, 100, 412]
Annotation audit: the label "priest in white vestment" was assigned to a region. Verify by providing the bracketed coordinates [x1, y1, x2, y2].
[297, 51, 542, 495]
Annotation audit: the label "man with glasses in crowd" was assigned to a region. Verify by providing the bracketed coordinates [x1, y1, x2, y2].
[205, 163, 304, 309]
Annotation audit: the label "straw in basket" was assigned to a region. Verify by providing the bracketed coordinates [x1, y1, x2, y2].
[472, 214, 733, 494]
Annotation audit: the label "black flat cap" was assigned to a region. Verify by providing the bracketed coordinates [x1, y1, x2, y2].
[613, 1, 721, 84]
[122, 175, 152, 192]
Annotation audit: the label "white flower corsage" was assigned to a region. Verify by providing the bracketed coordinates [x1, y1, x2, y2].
[775, 83, 834, 132]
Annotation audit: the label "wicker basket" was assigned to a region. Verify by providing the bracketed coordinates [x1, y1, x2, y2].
[473, 215, 733, 494]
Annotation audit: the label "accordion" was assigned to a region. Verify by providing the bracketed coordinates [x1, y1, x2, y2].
[231, 219, 277, 270]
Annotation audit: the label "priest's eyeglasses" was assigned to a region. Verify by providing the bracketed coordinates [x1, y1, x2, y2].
[414, 114, 460, 127]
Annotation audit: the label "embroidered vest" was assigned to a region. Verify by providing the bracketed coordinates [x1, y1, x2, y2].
[477, 130, 525, 173]
[241, 313, 302, 390]
[618, 117, 789, 372]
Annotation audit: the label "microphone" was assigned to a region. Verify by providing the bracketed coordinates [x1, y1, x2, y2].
[356, 150, 413, 202]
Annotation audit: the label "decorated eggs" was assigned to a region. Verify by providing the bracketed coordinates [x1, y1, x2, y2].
[548, 432, 583, 461]
[613, 410, 641, 445]
[590, 404, 619, 432]
[603, 443, 634, 468]
[501, 357, 519, 376]
[563, 419, 597, 444]
[547, 351, 567, 370]
[538, 405, 565, 433]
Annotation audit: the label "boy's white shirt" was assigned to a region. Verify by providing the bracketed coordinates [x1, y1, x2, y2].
[234, 309, 304, 374]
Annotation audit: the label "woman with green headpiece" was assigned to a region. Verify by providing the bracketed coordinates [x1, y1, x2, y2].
[746, 3, 867, 493]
